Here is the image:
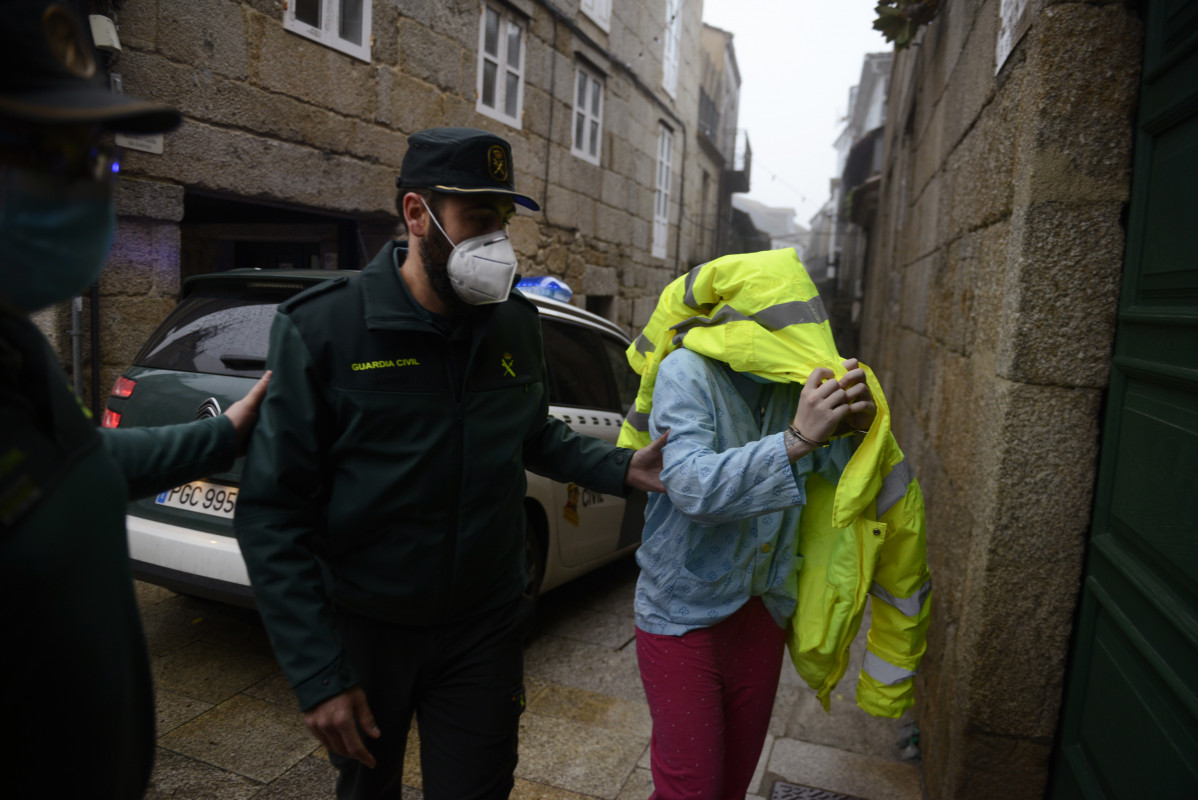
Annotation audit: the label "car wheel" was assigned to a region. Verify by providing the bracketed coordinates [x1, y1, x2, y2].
[523, 517, 545, 604]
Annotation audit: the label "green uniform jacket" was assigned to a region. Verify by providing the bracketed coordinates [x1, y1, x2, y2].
[235, 241, 632, 711]
[1, 313, 236, 800]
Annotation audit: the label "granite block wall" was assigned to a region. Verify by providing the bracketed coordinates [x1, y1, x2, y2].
[858, 2, 1143, 797]
[44, 0, 728, 396]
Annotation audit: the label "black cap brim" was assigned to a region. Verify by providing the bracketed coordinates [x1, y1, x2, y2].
[396, 178, 542, 212]
[430, 184, 540, 212]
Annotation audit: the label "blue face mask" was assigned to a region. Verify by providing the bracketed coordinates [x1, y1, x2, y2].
[0, 169, 115, 313]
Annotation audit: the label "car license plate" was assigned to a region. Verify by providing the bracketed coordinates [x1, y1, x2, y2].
[155, 480, 238, 519]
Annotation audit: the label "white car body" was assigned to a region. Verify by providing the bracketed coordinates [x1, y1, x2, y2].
[112, 273, 643, 607]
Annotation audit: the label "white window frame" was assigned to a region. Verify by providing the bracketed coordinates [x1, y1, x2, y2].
[283, 0, 372, 63]
[580, 0, 612, 32]
[662, 0, 681, 98]
[476, 3, 526, 129]
[652, 124, 673, 259]
[571, 64, 604, 165]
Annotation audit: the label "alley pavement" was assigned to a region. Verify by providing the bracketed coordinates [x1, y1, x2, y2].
[137, 556, 921, 800]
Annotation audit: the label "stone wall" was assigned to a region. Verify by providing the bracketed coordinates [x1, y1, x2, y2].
[858, 2, 1143, 797]
[49, 0, 726, 400]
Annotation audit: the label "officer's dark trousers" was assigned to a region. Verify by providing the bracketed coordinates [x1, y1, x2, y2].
[331, 597, 532, 800]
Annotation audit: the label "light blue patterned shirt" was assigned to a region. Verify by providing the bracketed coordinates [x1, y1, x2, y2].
[634, 348, 850, 636]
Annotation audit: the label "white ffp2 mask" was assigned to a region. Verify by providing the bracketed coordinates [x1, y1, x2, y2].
[422, 199, 518, 305]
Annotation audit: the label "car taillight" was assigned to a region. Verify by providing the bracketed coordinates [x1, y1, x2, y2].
[110, 376, 137, 398]
[101, 408, 122, 428]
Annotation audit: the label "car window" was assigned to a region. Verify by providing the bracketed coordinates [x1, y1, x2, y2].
[602, 335, 639, 414]
[542, 318, 621, 412]
[133, 286, 297, 377]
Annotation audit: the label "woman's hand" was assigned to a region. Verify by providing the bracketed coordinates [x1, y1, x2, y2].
[791, 366, 850, 447]
[786, 359, 877, 461]
[838, 358, 876, 433]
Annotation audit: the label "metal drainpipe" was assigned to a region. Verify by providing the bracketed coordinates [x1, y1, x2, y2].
[90, 283, 101, 420]
[673, 128, 688, 275]
[542, 15, 558, 225]
[70, 294, 84, 398]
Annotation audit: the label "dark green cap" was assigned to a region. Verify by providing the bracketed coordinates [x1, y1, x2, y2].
[0, 1, 180, 133]
[396, 127, 540, 211]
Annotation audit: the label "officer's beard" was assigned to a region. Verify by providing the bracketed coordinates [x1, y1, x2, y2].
[419, 222, 474, 318]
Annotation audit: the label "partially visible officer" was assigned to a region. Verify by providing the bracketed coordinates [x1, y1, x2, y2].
[235, 127, 666, 800]
[0, 3, 269, 798]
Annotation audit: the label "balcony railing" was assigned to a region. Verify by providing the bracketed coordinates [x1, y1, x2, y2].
[726, 129, 751, 193]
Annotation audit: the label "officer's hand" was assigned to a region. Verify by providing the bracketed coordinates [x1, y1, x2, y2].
[223, 371, 271, 455]
[302, 686, 382, 768]
[625, 430, 668, 493]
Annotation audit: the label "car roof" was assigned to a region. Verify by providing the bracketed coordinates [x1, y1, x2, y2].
[527, 293, 627, 340]
[181, 269, 360, 296]
[180, 269, 630, 342]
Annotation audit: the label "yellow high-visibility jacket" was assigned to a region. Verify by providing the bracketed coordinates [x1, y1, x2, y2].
[618, 248, 930, 718]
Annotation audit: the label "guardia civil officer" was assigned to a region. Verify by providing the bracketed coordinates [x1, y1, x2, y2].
[0, 3, 269, 798]
[235, 127, 666, 800]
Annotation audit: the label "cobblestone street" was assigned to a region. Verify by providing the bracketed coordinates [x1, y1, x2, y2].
[138, 555, 918, 800]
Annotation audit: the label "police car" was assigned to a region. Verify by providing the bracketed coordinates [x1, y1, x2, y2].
[104, 270, 643, 606]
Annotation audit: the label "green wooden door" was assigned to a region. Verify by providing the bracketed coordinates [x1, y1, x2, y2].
[1048, 1, 1198, 797]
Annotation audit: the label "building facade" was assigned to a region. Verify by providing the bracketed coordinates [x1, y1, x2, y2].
[42, 0, 746, 414]
[803, 184, 839, 294]
[730, 195, 806, 257]
[696, 22, 749, 258]
[804, 51, 892, 355]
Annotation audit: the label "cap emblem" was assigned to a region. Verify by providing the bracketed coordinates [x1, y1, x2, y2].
[43, 4, 96, 80]
[487, 145, 509, 182]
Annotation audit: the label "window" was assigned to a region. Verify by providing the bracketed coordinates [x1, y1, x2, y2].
[586, 294, 612, 321]
[134, 285, 303, 378]
[476, 3, 526, 128]
[542, 320, 620, 412]
[571, 65, 604, 165]
[601, 334, 640, 414]
[698, 88, 719, 142]
[580, 0, 611, 31]
[652, 124, 673, 259]
[284, 0, 371, 62]
[662, 0, 681, 97]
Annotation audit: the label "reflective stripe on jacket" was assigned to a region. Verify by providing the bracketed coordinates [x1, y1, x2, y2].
[617, 248, 930, 718]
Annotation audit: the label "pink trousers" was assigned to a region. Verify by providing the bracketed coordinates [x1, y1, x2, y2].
[636, 597, 787, 800]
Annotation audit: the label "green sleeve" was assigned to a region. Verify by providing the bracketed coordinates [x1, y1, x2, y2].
[100, 416, 236, 501]
[234, 312, 359, 711]
[522, 415, 631, 497]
